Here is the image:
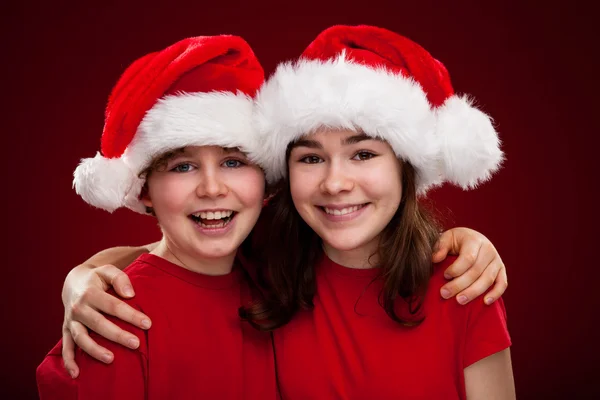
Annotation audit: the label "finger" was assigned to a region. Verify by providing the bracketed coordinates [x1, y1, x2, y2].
[440, 251, 492, 301]
[453, 259, 502, 305]
[77, 301, 142, 350]
[70, 320, 114, 364]
[62, 329, 79, 379]
[80, 289, 151, 331]
[483, 265, 508, 305]
[432, 230, 453, 263]
[443, 239, 487, 280]
[72, 287, 151, 331]
[96, 265, 135, 298]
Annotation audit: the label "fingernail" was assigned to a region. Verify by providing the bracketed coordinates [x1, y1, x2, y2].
[102, 353, 113, 363]
[457, 295, 468, 305]
[128, 338, 139, 349]
[440, 289, 451, 299]
[67, 369, 76, 379]
[443, 273, 452, 280]
[141, 319, 151, 329]
[485, 297, 494, 305]
[123, 285, 134, 297]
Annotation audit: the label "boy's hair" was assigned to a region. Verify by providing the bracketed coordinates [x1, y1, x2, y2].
[138, 148, 186, 215]
[240, 152, 441, 331]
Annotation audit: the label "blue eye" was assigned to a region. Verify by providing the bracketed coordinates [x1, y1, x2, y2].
[172, 163, 194, 172]
[223, 159, 245, 168]
[352, 151, 376, 161]
[299, 155, 323, 164]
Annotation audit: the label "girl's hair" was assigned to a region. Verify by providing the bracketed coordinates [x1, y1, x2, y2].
[240, 149, 442, 331]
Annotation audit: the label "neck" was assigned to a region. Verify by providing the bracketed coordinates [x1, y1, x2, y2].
[322, 236, 380, 269]
[152, 238, 236, 276]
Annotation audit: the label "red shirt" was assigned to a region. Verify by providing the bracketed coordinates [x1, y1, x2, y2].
[273, 255, 511, 399]
[37, 254, 277, 400]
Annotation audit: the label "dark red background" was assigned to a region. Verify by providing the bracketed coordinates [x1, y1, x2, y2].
[4, 1, 598, 398]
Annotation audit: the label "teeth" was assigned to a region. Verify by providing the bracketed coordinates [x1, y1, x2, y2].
[200, 221, 227, 229]
[324, 205, 361, 216]
[193, 210, 233, 220]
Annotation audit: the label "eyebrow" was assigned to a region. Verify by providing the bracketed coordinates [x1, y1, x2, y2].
[290, 139, 323, 150]
[342, 133, 382, 145]
[221, 146, 243, 154]
[290, 133, 381, 150]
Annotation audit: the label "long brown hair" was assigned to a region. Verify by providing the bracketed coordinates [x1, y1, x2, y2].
[240, 156, 441, 331]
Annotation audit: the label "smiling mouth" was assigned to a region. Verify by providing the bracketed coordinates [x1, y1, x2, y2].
[189, 210, 236, 229]
[319, 204, 368, 216]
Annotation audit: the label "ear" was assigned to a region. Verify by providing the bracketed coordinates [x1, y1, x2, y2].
[139, 183, 153, 208]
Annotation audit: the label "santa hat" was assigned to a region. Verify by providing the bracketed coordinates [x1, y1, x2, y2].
[251, 25, 503, 193]
[74, 35, 264, 213]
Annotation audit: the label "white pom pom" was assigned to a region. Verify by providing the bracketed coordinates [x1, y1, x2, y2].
[73, 153, 138, 213]
[436, 95, 504, 189]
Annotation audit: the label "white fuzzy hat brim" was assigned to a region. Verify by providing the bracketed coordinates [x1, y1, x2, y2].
[251, 54, 442, 193]
[74, 91, 257, 213]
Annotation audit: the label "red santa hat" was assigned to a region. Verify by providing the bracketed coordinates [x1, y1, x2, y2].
[251, 25, 503, 193]
[74, 35, 264, 213]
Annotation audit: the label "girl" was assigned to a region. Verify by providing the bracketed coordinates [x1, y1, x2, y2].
[243, 25, 514, 399]
[37, 35, 276, 399]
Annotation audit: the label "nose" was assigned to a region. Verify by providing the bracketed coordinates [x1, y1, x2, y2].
[196, 166, 229, 198]
[319, 161, 354, 195]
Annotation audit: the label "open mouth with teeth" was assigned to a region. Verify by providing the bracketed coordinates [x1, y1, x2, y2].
[320, 204, 368, 216]
[189, 210, 236, 229]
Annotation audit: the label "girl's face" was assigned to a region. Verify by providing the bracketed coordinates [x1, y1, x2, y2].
[288, 129, 402, 261]
[142, 145, 264, 262]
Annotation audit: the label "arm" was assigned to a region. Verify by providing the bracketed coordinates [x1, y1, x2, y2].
[433, 228, 508, 305]
[464, 349, 515, 399]
[62, 243, 158, 378]
[462, 288, 513, 399]
[80, 244, 158, 270]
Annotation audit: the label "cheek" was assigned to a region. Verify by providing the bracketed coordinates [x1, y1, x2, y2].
[361, 160, 403, 205]
[235, 167, 265, 209]
[289, 164, 319, 204]
[148, 176, 191, 213]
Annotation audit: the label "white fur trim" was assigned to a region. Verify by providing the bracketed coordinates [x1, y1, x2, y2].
[73, 153, 144, 213]
[251, 53, 442, 193]
[75, 92, 256, 213]
[436, 95, 504, 189]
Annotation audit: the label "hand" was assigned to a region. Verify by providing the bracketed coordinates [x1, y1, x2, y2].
[432, 227, 508, 306]
[61, 264, 152, 378]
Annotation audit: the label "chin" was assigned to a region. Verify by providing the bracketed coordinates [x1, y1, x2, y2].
[197, 247, 237, 259]
[320, 230, 375, 253]
[192, 238, 239, 259]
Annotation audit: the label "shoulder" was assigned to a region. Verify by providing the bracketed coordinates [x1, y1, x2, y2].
[123, 255, 163, 281]
[428, 255, 457, 290]
[37, 340, 76, 398]
[423, 255, 471, 324]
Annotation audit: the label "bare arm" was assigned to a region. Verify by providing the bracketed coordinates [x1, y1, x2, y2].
[464, 349, 515, 399]
[80, 244, 158, 270]
[62, 243, 158, 378]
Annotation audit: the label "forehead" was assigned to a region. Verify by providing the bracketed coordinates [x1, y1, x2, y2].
[171, 145, 244, 157]
[306, 127, 357, 138]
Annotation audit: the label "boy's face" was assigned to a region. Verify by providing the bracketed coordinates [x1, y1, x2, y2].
[142, 145, 265, 263]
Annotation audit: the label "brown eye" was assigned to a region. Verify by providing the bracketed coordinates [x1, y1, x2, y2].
[353, 151, 376, 161]
[300, 155, 323, 164]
